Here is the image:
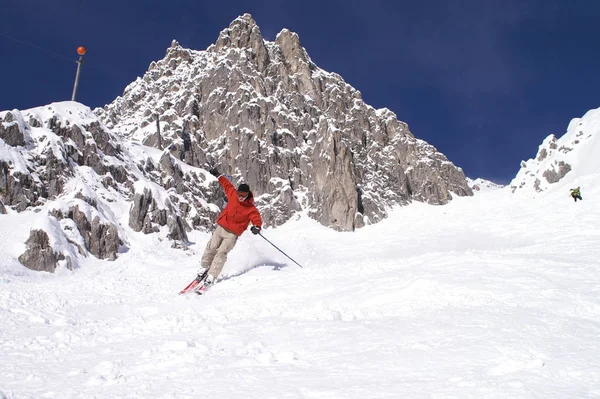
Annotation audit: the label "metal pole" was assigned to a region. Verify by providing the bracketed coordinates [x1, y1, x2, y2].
[71, 55, 84, 101]
[258, 232, 303, 268]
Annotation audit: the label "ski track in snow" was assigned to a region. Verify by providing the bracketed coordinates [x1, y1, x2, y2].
[2, 183, 600, 398]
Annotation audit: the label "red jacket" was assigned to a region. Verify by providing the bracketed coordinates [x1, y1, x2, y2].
[216, 176, 262, 236]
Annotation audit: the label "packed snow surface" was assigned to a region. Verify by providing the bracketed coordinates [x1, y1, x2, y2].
[1, 178, 599, 398]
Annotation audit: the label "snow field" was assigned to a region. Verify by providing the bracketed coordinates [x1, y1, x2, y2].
[1, 177, 600, 398]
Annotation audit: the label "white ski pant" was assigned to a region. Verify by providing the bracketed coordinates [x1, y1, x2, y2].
[200, 225, 238, 280]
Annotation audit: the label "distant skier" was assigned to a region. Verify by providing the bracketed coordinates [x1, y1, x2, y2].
[570, 187, 582, 202]
[196, 167, 262, 288]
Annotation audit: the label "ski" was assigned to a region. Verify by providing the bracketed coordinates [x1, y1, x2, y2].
[193, 282, 211, 295]
[179, 277, 202, 295]
[179, 271, 208, 295]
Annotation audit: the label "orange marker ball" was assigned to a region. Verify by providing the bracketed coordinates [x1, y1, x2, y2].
[77, 46, 86, 55]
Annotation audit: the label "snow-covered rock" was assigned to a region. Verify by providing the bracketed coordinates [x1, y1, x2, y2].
[0, 102, 221, 271]
[467, 178, 504, 193]
[510, 107, 600, 193]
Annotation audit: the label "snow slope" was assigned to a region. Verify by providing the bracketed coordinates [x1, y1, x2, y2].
[2, 176, 600, 398]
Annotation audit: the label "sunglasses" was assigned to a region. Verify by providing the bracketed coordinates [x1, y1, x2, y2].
[237, 191, 249, 198]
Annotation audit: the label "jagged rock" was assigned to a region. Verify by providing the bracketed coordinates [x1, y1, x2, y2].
[255, 179, 301, 227]
[214, 13, 270, 72]
[166, 214, 187, 241]
[542, 161, 571, 184]
[158, 151, 185, 191]
[537, 148, 548, 161]
[43, 147, 69, 198]
[0, 160, 46, 211]
[130, 187, 153, 232]
[129, 184, 190, 241]
[18, 229, 61, 272]
[308, 128, 359, 230]
[70, 206, 121, 260]
[0, 111, 26, 146]
[89, 216, 121, 260]
[0, 197, 6, 214]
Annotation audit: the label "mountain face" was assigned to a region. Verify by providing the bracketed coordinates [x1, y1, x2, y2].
[97, 13, 472, 231]
[510, 107, 600, 193]
[0, 14, 472, 272]
[0, 102, 221, 272]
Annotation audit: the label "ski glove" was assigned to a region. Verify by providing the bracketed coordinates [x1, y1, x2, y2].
[251, 226, 261, 235]
[209, 168, 220, 177]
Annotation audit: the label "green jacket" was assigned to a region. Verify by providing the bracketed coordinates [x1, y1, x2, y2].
[570, 188, 581, 196]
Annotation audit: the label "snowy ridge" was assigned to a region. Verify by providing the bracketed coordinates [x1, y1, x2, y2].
[510, 106, 600, 194]
[467, 177, 504, 193]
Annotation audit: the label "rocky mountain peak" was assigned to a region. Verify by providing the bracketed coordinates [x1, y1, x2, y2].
[214, 13, 264, 52]
[275, 28, 312, 74]
[96, 14, 472, 232]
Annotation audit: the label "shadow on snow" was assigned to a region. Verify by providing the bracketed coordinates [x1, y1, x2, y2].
[220, 261, 288, 282]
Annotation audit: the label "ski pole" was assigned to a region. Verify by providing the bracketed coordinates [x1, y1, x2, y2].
[258, 232, 303, 268]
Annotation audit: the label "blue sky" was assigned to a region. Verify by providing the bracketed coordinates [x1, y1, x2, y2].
[2, 0, 599, 183]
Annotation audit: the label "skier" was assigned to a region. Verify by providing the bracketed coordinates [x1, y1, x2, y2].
[196, 167, 262, 289]
[570, 187, 583, 202]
